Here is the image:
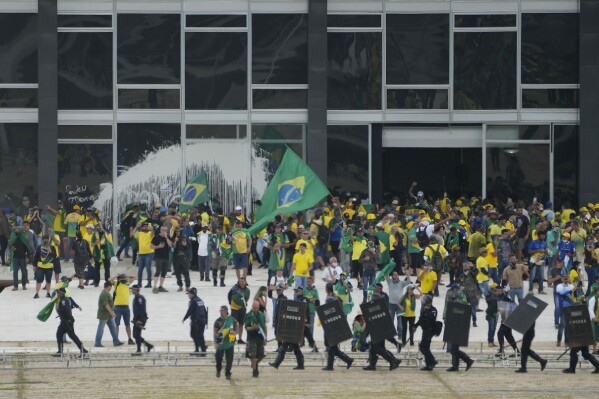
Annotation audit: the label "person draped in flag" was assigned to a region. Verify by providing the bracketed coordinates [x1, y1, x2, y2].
[91, 224, 115, 286]
[266, 223, 289, 284]
[33, 235, 57, 299]
[53, 287, 87, 356]
[334, 272, 354, 315]
[211, 225, 231, 287]
[213, 305, 238, 380]
[228, 277, 251, 344]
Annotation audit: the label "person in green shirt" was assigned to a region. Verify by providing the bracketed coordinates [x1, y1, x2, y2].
[266, 223, 290, 279]
[64, 205, 82, 262]
[245, 301, 267, 378]
[231, 220, 252, 279]
[94, 281, 124, 347]
[303, 276, 320, 336]
[213, 305, 238, 380]
[407, 224, 421, 276]
[374, 223, 392, 266]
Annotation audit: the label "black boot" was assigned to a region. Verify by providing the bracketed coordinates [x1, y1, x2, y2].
[220, 278, 225, 287]
[269, 351, 285, 369]
[53, 342, 63, 357]
[338, 352, 354, 369]
[213, 278, 217, 287]
[146, 342, 154, 352]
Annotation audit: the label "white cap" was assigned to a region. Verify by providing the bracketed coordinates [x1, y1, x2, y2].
[86, 224, 94, 229]
[387, 213, 395, 219]
[376, 222, 383, 228]
[391, 199, 399, 205]
[421, 220, 430, 227]
[417, 191, 424, 197]
[234, 205, 242, 211]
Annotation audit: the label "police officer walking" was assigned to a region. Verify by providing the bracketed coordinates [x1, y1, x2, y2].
[131, 284, 153, 355]
[54, 287, 87, 356]
[322, 283, 354, 371]
[183, 287, 208, 356]
[415, 295, 438, 371]
[213, 305, 238, 379]
[515, 322, 547, 373]
[362, 291, 401, 371]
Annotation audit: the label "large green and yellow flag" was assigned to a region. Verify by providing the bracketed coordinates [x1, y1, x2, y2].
[249, 148, 330, 236]
[179, 173, 210, 213]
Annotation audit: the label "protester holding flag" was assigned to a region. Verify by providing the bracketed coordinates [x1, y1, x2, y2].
[213, 305, 238, 380]
[231, 220, 252, 280]
[179, 173, 210, 214]
[91, 224, 115, 286]
[334, 272, 354, 315]
[53, 287, 87, 356]
[33, 235, 56, 299]
[228, 277, 251, 344]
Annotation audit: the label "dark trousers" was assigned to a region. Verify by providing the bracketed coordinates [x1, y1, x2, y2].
[497, 324, 517, 352]
[57, 320, 83, 351]
[569, 346, 599, 371]
[303, 325, 315, 347]
[0, 234, 8, 264]
[520, 327, 543, 369]
[198, 256, 210, 280]
[273, 342, 304, 367]
[190, 320, 207, 352]
[12, 258, 27, 288]
[133, 323, 146, 351]
[326, 343, 352, 368]
[216, 346, 234, 376]
[173, 255, 191, 288]
[450, 344, 471, 368]
[116, 234, 131, 257]
[94, 259, 110, 285]
[419, 336, 436, 367]
[401, 316, 415, 345]
[368, 340, 397, 367]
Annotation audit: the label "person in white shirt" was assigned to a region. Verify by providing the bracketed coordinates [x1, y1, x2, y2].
[322, 257, 343, 284]
[197, 222, 211, 282]
[268, 268, 287, 309]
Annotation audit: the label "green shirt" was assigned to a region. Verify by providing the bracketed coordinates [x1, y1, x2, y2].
[244, 310, 266, 341]
[303, 286, 319, 315]
[407, 227, 420, 254]
[97, 290, 114, 320]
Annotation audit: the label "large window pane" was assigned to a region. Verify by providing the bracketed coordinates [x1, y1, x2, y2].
[454, 32, 517, 110]
[117, 14, 181, 84]
[58, 32, 113, 109]
[118, 89, 180, 109]
[522, 13, 579, 84]
[522, 89, 579, 108]
[186, 32, 247, 110]
[486, 144, 549, 204]
[455, 14, 516, 28]
[327, 126, 368, 197]
[386, 14, 449, 85]
[253, 89, 307, 109]
[0, 124, 38, 214]
[58, 144, 112, 213]
[252, 14, 308, 84]
[387, 89, 448, 109]
[0, 13, 37, 83]
[116, 124, 181, 220]
[554, 125, 579, 209]
[328, 32, 382, 110]
[0, 88, 37, 108]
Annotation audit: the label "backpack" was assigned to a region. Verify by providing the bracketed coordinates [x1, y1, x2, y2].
[433, 320, 443, 336]
[312, 221, 330, 245]
[416, 228, 429, 247]
[427, 245, 444, 272]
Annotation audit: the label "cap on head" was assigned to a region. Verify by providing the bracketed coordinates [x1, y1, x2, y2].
[450, 283, 460, 290]
[58, 287, 66, 294]
[130, 284, 141, 290]
[234, 205, 242, 211]
[374, 282, 383, 289]
[187, 287, 197, 295]
[562, 232, 571, 238]
[421, 295, 433, 305]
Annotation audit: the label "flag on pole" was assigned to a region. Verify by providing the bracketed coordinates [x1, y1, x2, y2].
[249, 148, 330, 236]
[179, 173, 210, 213]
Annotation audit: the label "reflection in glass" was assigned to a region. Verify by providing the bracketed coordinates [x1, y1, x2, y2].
[0, 88, 37, 108]
[327, 126, 369, 197]
[328, 14, 381, 28]
[187, 125, 246, 140]
[114, 124, 181, 223]
[118, 89, 180, 109]
[486, 125, 549, 141]
[58, 32, 113, 109]
[58, 15, 112, 28]
[252, 141, 303, 200]
[0, 124, 38, 208]
[522, 14, 579, 84]
[387, 89, 448, 109]
[522, 89, 578, 108]
[58, 144, 112, 213]
[454, 32, 516, 110]
[386, 14, 449, 85]
[253, 89, 307, 109]
[486, 144, 549, 204]
[186, 15, 246, 28]
[186, 141, 250, 214]
[117, 14, 181, 84]
[186, 32, 247, 110]
[553, 125, 578, 208]
[0, 13, 38, 83]
[252, 124, 303, 140]
[252, 14, 308, 84]
[328, 32, 382, 110]
[58, 125, 112, 140]
[455, 14, 516, 28]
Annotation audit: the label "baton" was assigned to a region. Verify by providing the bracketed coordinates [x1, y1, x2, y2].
[555, 346, 570, 361]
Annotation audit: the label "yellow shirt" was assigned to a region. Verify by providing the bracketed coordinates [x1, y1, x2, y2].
[53, 210, 66, 232]
[419, 270, 437, 294]
[113, 281, 130, 306]
[82, 230, 93, 251]
[486, 242, 498, 268]
[476, 256, 490, 282]
[137, 231, 154, 255]
[50, 233, 61, 255]
[351, 237, 368, 261]
[424, 243, 448, 260]
[487, 223, 502, 242]
[295, 239, 315, 258]
[293, 252, 314, 277]
[404, 297, 416, 318]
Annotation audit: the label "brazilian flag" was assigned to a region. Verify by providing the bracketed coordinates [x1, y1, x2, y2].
[180, 173, 210, 213]
[249, 148, 330, 236]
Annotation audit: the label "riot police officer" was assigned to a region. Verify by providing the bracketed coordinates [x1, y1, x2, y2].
[414, 295, 438, 371]
[183, 287, 208, 355]
[131, 284, 153, 355]
[54, 288, 87, 356]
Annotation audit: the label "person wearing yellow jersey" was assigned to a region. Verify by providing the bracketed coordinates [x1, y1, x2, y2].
[476, 247, 491, 296]
[46, 201, 66, 260]
[232, 205, 246, 225]
[291, 243, 314, 289]
[418, 261, 438, 297]
[423, 236, 448, 296]
[398, 284, 420, 346]
[133, 222, 154, 288]
[78, 208, 98, 235]
[230, 220, 252, 279]
[64, 205, 82, 262]
[295, 230, 315, 258]
[47, 227, 62, 283]
[33, 235, 56, 299]
[486, 242, 499, 284]
[350, 227, 368, 289]
[109, 274, 136, 345]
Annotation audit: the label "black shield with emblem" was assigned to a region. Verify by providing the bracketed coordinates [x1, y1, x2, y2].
[317, 300, 352, 346]
[443, 301, 471, 346]
[275, 299, 307, 344]
[564, 305, 595, 347]
[504, 294, 548, 334]
[360, 297, 396, 344]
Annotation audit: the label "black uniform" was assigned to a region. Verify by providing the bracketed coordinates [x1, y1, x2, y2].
[415, 305, 438, 370]
[296, 296, 317, 350]
[132, 293, 152, 353]
[518, 322, 546, 372]
[270, 297, 305, 369]
[183, 295, 208, 354]
[362, 293, 401, 371]
[323, 295, 354, 370]
[565, 346, 599, 373]
[496, 294, 518, 355]
[55, 295, 84, 353]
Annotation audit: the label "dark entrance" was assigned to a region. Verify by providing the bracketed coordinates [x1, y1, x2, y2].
[382, 148, 482, 200]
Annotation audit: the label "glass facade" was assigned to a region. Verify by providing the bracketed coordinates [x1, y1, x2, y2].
[327, 125, 369, 197]
[0, 13, 37, 83]
[0, 124, 38, 209]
